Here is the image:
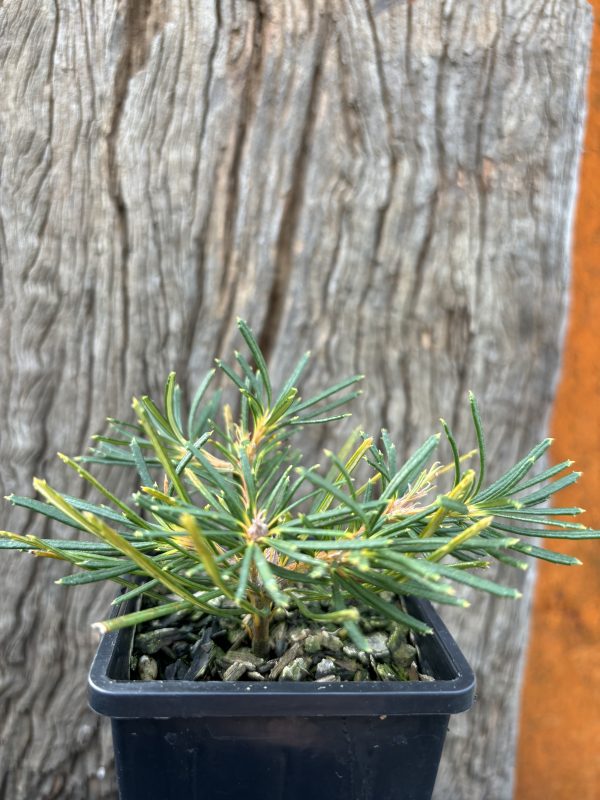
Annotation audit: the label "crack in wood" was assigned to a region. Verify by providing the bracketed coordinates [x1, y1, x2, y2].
[214, 2, 266, 363]
[180, 1, 222, 408]
[106, 1, 167, 387]
[258, 13, 329, 365]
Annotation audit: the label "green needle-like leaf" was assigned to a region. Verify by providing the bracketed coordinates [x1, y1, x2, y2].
[294, 596, 359, 624]
[58, 453, 146, 527]
[297, 468, 370, 526]
[440, 418, 461, 488]
[332, 577, 371, 651]
[253, 546, 288, 607]
[476, 438, 553, 502]
[237, 318, 272, 406]
[381, 435, 441, 502]
[235, 544, 256, 604]
[380, 429, 397, 476]
[133, 399, 190, 503]
[164, 372, 186, 443]
[6, 494, 87, 532]
[468, 392, 486, 498]
[293, 375, 364, 414]
[188, 369, 217, 438]
[337, 575, 432, 635]
[95, 599, 194, 634]
[428, 516, 494, 562]
[57, 562, 138, 586]
[180, 513, 234, 600]
[130, 438, 154, 487]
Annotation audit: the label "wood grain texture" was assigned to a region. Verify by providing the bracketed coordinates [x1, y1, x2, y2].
[0, 1, 591, 797]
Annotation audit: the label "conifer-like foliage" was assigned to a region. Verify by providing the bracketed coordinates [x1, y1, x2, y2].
[2, 319, 598, 656]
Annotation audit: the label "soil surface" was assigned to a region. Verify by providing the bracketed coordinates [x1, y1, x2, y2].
[130, 600, 433, 683]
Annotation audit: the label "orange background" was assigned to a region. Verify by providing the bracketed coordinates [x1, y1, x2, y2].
[515, 8, 600, 800]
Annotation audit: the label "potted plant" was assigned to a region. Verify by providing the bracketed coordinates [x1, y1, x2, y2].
[1, 319, 597, 800]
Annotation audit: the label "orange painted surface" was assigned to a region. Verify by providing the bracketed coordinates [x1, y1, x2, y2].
[515, 9, 600, 800]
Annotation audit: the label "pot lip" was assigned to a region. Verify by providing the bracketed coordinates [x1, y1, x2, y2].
[88, 598, 475, 718]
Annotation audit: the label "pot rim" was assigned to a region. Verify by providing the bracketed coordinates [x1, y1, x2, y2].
[88, 597, 475, 718]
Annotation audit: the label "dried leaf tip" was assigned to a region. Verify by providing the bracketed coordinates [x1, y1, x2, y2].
[92, 622, 107, 635]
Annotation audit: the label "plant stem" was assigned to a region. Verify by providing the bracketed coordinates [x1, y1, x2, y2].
[251, 612, 271, 657]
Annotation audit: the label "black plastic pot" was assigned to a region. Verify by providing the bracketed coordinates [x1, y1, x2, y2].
[89, 598, 474, 800]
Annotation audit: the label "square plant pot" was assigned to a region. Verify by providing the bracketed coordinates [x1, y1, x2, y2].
[88, 598, 475, 800]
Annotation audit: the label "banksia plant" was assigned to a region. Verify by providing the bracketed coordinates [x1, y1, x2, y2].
[1, 318, 598, 660]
